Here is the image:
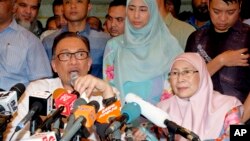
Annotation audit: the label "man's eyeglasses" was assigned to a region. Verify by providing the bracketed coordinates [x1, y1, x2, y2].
[57, 51, 89, 61]
[168, 70, 199, 78]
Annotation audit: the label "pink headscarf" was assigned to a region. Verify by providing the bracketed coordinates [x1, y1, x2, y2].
[157, 53, 242, 140]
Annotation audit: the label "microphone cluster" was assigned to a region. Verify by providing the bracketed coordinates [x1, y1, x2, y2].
[3, 85, 201, 141]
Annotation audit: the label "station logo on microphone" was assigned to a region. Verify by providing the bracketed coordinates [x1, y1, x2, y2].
[230, 125, 250, 141]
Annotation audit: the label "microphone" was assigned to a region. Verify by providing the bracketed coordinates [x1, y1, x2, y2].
[70, 71, 89, 102]
[73, 100, 100, 128]
[52, 88, 68, 100]
[96, 100, 121, 124]
[61, 101, 100, 141]
[164, 119, 201, 141]
[95, 100, 121, 140]
[15, 101, 43, 132]
[105, 102, 141, 136]
[54, 91, 77, 116]
[29, 91, 53, 116]
[125, 93, 172, 128]
[64, 98, 87, 132]
[35, 106, 64, 133]
[125, 93, 200, 141]
[0, 83, 25, 114]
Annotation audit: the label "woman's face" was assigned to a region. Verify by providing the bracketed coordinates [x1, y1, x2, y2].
[169, 60, 200, 99]
[127, 0, 150, 29]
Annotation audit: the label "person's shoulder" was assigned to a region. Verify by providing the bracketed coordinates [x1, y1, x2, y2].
[14, 24, 40, 40]
[89, 29, 111, 39]
[107, 35, 124, 45]
[27, 78, 62, 91]
[172, 17, 196, 32]
[42, 29, 62, 42]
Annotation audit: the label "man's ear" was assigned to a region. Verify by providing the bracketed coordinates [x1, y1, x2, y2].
[12, 2, 18, 13]
[51, 60, 58, 73]
[87, 58, 92, 72]
[88, 3, 92, 12]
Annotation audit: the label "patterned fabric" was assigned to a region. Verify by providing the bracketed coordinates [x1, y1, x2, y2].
[215, 106, 242, 141]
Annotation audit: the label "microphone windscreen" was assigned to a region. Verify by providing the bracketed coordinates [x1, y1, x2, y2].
[70, 71, 79, 86]
[10, 83, 25, 100]
[87, 100, 100, 113]
[96, 100, 121, 124]
[125, 93, 171, 128]
[73, 98, 87, 109]
[121, 102, 141, 123]
[53, 88, 67, 99]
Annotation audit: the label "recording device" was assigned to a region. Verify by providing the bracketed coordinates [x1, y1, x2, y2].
[61, 101, 100, 141]
[125, 93, 200, 141]
[0, 83, 25, 114]
[29, 91, 53, 116]
[105, 102, 141, 136]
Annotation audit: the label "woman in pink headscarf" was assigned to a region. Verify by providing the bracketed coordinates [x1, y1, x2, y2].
[157, 53, 243, 140]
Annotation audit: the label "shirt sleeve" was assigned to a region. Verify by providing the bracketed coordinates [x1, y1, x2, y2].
[215, 106, 242, 141]
[27, 37, 52, 81]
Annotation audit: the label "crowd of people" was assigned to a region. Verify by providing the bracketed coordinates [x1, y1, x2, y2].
[1, 0, 249, 140]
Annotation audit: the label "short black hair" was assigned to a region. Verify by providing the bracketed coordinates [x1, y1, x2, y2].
[53, 0, 63, 8]
[240, 0, 250, 19]
[52, 32, 90, 57]
[210, 0, 242, 5]
[164, 0, 181, 15]
[109, 0, 127, 9]
[45, 16, 57, 30]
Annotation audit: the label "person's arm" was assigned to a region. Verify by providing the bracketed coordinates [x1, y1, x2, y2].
[215, 106, 242, 140]
[207, 48, 249, 76]
[242, 92, 250, 123]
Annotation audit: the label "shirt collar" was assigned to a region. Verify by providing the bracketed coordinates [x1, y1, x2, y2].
[61, 23, 91, 35]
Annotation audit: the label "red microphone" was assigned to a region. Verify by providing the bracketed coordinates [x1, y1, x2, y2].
[54, 90, 77, 116]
